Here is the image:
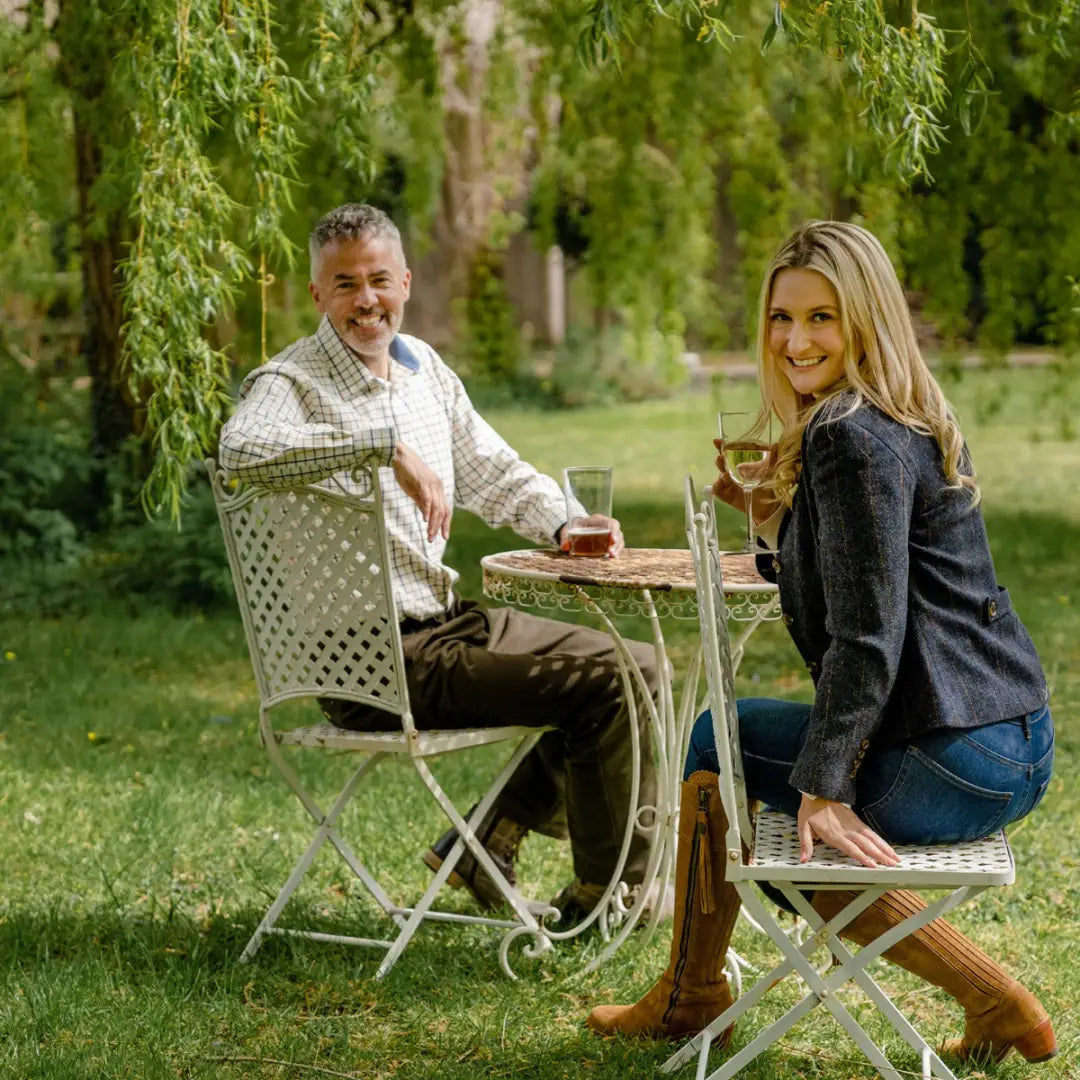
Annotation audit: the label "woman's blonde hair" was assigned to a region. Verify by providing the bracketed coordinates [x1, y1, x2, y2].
[755, 220, 978, 507]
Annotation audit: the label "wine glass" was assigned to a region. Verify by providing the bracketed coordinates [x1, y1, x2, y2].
[718, 411, 773, 553]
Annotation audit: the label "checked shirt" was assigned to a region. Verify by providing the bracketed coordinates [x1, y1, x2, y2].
[218, 316, 567, 621]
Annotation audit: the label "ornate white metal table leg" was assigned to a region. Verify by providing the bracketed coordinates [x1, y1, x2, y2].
[563, 588, 671, 973]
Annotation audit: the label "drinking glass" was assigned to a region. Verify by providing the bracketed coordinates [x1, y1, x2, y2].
[718, 411, 773, 553]
[563, 466, 614, 557]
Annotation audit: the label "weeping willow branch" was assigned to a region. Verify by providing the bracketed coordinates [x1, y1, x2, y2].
[6, 0, 1072, 522]
[119, 0, 257, 519]
[117, 0, 306, 519]
[584, 0, 989, 182]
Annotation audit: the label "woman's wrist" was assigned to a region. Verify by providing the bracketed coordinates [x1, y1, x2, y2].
[800, 791, 852, 809]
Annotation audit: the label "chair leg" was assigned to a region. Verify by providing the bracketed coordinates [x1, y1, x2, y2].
[788, 886, 974, 1080]
[811, 888, 1057, 1064]
[240, 750, 395, 962]
[249, 720, 552, 978]
[375, 732, 547, 980]
[664, 885, 969, 1080]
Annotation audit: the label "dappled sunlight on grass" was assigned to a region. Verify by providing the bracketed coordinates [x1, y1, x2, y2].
[2, 368, 1078, 1078]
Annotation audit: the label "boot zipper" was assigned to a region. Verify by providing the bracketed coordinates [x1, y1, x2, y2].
[697, 794, 715, 915]
[662, 784, 711, 1026]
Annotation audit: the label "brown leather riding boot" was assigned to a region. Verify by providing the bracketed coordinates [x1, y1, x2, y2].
[812, 889, 1056, 1064]
[586, 771, 739, 1040]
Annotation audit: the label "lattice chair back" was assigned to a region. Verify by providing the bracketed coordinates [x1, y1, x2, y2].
[684, 477, 754, 862]
[206, 460, 412, 731]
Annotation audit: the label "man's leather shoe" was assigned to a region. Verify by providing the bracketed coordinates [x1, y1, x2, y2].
[422, 804, 528, 911]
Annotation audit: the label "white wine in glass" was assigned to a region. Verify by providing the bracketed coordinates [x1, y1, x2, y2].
[718, 411, 772, 552]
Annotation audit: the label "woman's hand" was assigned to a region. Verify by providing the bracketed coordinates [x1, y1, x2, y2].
[797, 794, 900, 868]
[712, 438, 781, 522]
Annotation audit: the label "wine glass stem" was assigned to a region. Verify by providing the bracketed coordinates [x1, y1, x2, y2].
[744, 489, 756, 552]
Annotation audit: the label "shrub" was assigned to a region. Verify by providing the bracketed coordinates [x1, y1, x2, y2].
[100, 470, 234, 611]
[0, 370, 94, 564]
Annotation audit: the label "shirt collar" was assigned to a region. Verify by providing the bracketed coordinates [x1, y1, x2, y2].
[315, 315, 420, 389]
[390, 334, 420, 371]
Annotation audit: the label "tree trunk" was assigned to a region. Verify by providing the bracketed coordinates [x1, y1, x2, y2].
[57, 0, 141, 465]
[72, 113, 137, 458]
[406, 0, 534, 349]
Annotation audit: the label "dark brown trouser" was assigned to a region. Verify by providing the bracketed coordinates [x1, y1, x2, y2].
[324, 600, 659, 886]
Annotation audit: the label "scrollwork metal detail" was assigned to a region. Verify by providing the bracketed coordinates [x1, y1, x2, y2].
[498, 922, 556, 981]
[483, 571, 780, 623]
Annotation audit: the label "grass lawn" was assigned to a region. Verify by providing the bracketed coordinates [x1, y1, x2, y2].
[1, 368, 1078, 1079]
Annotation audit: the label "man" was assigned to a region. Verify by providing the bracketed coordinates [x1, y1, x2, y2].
[219, 203, 659, 923]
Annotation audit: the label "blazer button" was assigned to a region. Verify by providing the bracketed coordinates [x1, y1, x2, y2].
[807, 661, 819, 677]
[782, 613, 794, 627]
[772, 556, 781, 573]
[988, 599, 998, 618]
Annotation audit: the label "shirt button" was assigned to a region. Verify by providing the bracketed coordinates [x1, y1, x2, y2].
[782, 613, 794, 627]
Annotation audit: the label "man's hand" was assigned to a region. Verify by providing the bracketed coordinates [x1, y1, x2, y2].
[392, 441, 451, 542]
[797, 794, 901, 868]
[558, 514, 625, 558]
[712, 437, 781, 522]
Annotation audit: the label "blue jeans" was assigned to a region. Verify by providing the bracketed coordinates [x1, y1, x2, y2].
[685, 698, 1054, 845]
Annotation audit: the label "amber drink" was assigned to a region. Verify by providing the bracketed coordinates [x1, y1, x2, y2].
[563, 466, 614, 558]
[568, 526, 613, 557]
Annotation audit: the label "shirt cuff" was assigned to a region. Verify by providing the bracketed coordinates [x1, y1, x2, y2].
[755, 505, 786, 550]
[800, 790, 853, 809]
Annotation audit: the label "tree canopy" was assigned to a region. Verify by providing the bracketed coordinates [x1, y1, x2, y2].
[2, 0, 1078, 515]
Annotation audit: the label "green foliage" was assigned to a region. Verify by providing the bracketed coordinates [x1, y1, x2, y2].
[0, 366, 92, 565]
[118, 0, 304, 519]
[531, 9, 718, 364]
[454, 255, 524, 387]
[0, 477, 233, 619]
[2, 0, 1080, 523]
[0, 439, 85, 564]
[0, 8, 76, 305]
[896, 2, 1080, 363]
[585, 0, 983, 183]
[0, 365, 230, 613]
[100, 473, 234, 611]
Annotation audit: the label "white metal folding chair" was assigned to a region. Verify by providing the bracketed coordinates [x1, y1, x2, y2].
[206, 459, 554, 979]
[665, 479, 1016, 1080]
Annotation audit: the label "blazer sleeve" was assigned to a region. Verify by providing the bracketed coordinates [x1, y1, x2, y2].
[788, 415, 915, 804]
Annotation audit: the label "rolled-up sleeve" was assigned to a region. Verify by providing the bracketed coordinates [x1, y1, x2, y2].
[788, 417, 914, 803]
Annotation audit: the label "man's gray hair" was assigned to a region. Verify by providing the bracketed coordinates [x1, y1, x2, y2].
[308, 204, 406, 278]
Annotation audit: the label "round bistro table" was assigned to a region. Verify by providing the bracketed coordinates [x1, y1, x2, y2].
[481, 546, 780, 973]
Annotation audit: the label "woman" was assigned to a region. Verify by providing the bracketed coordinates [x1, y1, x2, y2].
[585, 221, 1056, 1064]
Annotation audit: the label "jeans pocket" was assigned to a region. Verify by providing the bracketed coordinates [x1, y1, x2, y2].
[1023, 778, 1051, 820]
[862, 746, 1011, 845]
[1016, 743, 1054, 820]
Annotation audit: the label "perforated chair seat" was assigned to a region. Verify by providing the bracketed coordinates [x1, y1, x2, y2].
[747, 809, 1015, 887]
[274, 720, 548, 755]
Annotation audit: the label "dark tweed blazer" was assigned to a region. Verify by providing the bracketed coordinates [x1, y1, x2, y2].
[772, 397, 1047, 804]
